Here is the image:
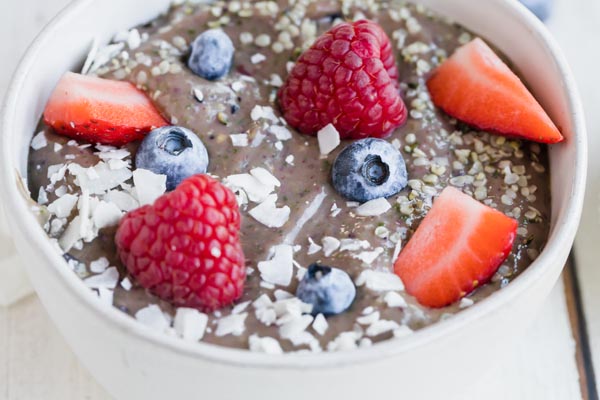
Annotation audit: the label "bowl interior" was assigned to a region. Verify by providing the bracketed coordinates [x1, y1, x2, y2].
[0, 0, 586, 366]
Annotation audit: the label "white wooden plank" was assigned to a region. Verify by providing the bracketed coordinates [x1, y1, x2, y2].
[551, 0, 600, 389]
[482, 279, 581, 400]
[5, 296, 109, 400]
[0, 305, 8, 400]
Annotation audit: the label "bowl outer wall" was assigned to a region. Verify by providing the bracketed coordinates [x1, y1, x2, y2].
[0, 0, 587, 399]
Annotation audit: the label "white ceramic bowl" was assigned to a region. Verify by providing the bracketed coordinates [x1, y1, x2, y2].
[0, 0, 587, 399]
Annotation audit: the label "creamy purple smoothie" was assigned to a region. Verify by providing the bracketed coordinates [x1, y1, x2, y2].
[27, 0, 551, 353]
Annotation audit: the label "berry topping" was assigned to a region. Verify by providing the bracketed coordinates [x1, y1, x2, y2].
[115, 174, 245, 311]
[43, 72, 168, 146]
[394, 187, 518, 308]
[332, 138, 408, 203]
[135, 126, 209, 191]
[278, 20, 407, 139]
[188, 29, 234, 81]
[427, 38, 563, 144]
[296, 263, 356, 316]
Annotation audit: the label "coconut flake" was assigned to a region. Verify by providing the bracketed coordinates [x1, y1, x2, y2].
[357, 311, 380, 325]
[366, 319, 400, 337]
[356, 270, 404, 292]
[135, 305, 170, 331]
[250, 167, 281, 188]
[107, 159, 129, 170]
[230, 134, 249, 147]
[312, 314, 328, 335]
[133, 169, 167, 205]
[330, 202, 342, 217]
[251, 105, 279, 123]
[37, 188, 48, 205]
[90, 257, 109, 273]
[174, 308, 208, 341]
[256, 307, 277, 326]
[127, 29, 142, 50]
[268, 125, 293, 141]
[459, 297, 474, 309]
[356, 198, 391, 217]
[232, 301, 251, 314]
[258, 244, 294, 286]
[97, 287, 114, 306]
[249, 335, 283, 354]
[273, 298, 313, 319]
[274, 290, 294, 301]
[215, 313, 248, 336]
[339, 239, 371, 252]
[224, 173, 274, 203]
[84, 266, 119, 289]
[249, 195, 290, 228]
[87, 43, 125, 75]
[69, 162, 132, 195]
[307, 237, 322, 255]
[392, 239, 403, 261]
[253, 294, 273, 309]
[31, 131, 48, 150]
[279, 314, 313, 339]
[93, 201, 123, 229]
[384, 291, 407, 308]
[77, 189, 95, 242]
[81, 38, 99, 75]
[231, 81, 245, 92]
[59, 216, 83, 251]
[322, 236, 341, 256]
[317, 124, 341, 155]
[352, 247, 384, 265]
[48, 164, 68, 185]
[96, 147, 130, 160]
[47, 194, 78, 218]
[104, 190, 139, 212]
[121, 277, 133, 291]
[327, 331, 361, 352]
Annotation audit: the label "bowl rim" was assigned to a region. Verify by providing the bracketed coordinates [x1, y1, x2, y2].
[0, 0, 588, 369]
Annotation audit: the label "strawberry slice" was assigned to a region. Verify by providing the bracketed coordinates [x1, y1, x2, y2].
[43, 72, 168, 146]
[394, 187, 518, 308]
[427, 38, 563, 144]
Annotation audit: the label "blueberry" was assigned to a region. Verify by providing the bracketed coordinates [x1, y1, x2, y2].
[296, 264, 356, 316]
[331, 138, 408, 203]
[136, 126, 209, 191]
[187, 29, 234, 81]
[519, 0, 553, 21]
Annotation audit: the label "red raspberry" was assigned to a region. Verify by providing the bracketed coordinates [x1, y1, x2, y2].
[278, 20, 407, 139]
[115, 174, 245, 312]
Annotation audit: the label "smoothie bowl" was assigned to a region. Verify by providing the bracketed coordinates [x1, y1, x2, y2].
[0, 0, 586, 398]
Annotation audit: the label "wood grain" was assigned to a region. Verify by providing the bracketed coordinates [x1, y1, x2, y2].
[564, 256, 597, 400]
[554, 0, 600, 392]
[2, 297, 108, 400]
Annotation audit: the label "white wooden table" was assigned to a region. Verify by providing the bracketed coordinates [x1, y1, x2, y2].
[0, 0, 597, 399]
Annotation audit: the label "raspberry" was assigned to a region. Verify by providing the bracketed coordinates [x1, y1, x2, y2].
[278, 20, 407, 139]
[115, 174, 245, 312]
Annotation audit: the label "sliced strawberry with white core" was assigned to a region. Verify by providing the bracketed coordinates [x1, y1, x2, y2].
[427, 38, 563, 144]
[44, 72, 168, 146]
[394, 187, 518, 308]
